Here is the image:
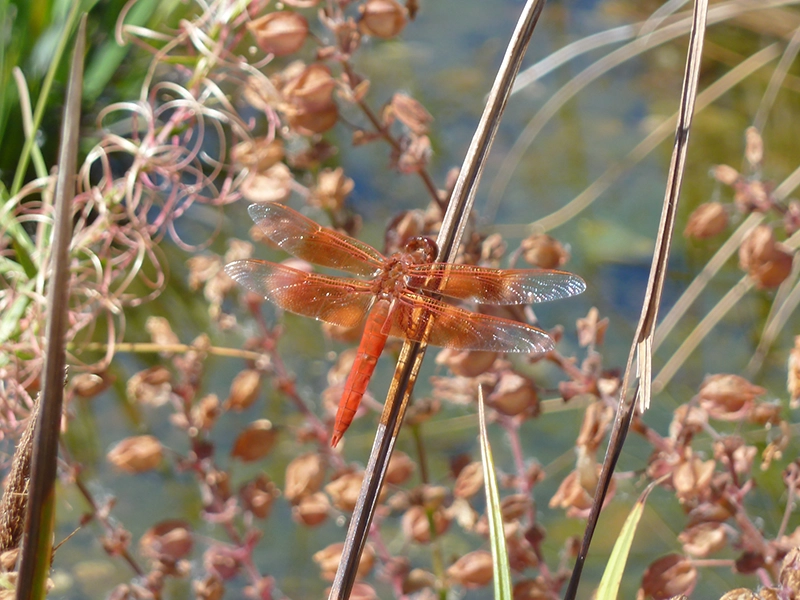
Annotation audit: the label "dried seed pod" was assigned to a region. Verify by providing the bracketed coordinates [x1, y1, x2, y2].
[247, 11, 308, 56]
[789, 336, 800, 408]
[314, 542, 374, 581]
[204, 545, 240, 580]
[576, 307, 608, 348]
[71, 372, 111, 399]
[453, 461, 484, 500]
[678, 522, 727, 557]
[745, 127, 763, 168]
[311, 167, 354, 210]
[231, 137, 284, 172]
[192, 394, 221, 431]
[698, 374, 765, 420]
[127, 366, 172, 406]
[225, 369, 261, 412]
[446, 550, 493, 589]
[140, 520, 193, 563]
[739, 225, 793, 288]
[402, 505, 450, 544]
[146, 316, 180, 348]
[435, 348, 497, 378]
[359, 0, 408, 39]
[325, 472, 363, 512]
[639, 554, 697, 599]
[684, 202, 728, 239]
[521, 233, 569, 269]
[193, 574, 224, 600]
[231, 420, 277, 462]
[107, 435, 163, 473]
[513, 578, 550, 600]
[285, 453, 326, 503]
[780, 547, 800, 595]
[387, 93, 433, 135]
[240, 163, 294, 203]
[673, 456, 715, 503]
[712, 164, 740, 186]
[239, 474, 279, 519]
[487, 371, 538, 417]
[348, 583, 378, 600]
[385, 451, 415, 485]
[293, 492, 330, 527]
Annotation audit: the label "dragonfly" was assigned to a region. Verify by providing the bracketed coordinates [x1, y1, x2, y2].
[225, 202, 585, 446]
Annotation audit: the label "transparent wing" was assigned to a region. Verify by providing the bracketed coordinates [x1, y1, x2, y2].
[388, 291, 555, 353]
[248, 203, 385, 277]
[406, 264, 586, 304]
[225, 259, 374, 328]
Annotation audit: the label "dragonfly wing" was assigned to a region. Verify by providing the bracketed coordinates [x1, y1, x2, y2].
[407, 264, 585, 304]
[248, 203, 384, 277]
[389, 291, 555, 353]
[225, 259, 374, 328]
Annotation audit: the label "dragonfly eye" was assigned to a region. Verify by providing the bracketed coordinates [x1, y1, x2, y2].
[404, 236, 438, 264]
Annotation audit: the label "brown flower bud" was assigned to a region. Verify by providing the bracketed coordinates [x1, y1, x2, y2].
[739, 225, 793, 288]
[395, 133, 431, 174]
[747, 402, 781, 426]
[285, 453, 326, 503]
[247, 11, 308, 56]
[698, 374, 765, 420]
[107, 435, 163, 473]
[678, 522, 727, 557]
[240, 163, 294, 203]
[639, 554, 697, 599]
[487, 372, 538, 417]
[435, 348, 497, 378]
[454, 461, 484, 499]
[231, 137, 284, 172]
[325, 472, 363, 512]
[359, 0, 407, 39]
[576, 401, 613, 453]
[140, 520, 193, 563]
[239, 474, 279, 519]
[231, 419, 277, 462]
[311, 167, 354, 210]
[521, 233, 569, 269]
[293, 492, 330, 527]
[225, 369, 261, 412]
[446, 550, 493, 589]
[402, 505, 450, 543]
[745, 127, 763, 168]
[386, 451, 415, 485]
[314, 542, 374, 581]
[712, 164, 740, 186]
[549, 467, 617, 518]
[684, 202, 728, 239]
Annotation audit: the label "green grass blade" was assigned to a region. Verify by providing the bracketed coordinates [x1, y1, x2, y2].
[595, 478, 662, 600]
[478, 386, 513, 600]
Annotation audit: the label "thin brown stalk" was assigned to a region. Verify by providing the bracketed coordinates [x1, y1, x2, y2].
[327, 1, 550, 598]
[17, 15, 86, 599]
[564, 0, 708, 597]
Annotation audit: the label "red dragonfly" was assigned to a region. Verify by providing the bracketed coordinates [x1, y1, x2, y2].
[225, 203, 584, 446]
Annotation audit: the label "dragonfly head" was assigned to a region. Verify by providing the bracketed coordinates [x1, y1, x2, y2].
[403, 236, 438, 265]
